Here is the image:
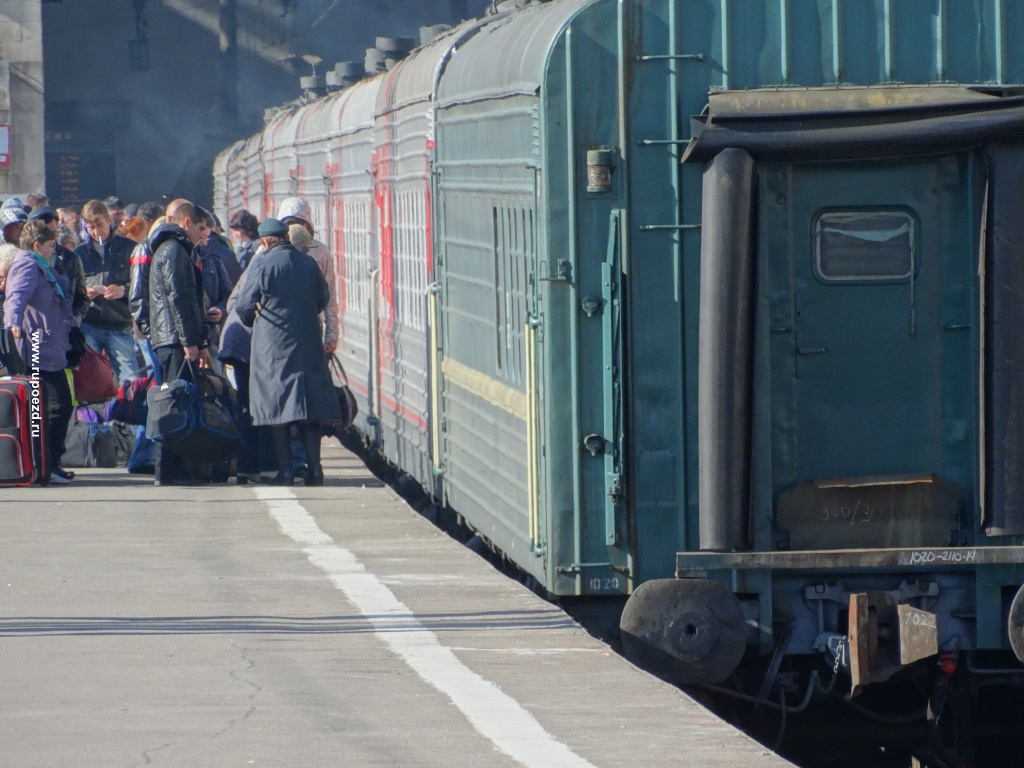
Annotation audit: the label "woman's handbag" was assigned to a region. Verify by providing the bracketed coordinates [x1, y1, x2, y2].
[324, 354, 358, 436]
[72, 345, 117, 402]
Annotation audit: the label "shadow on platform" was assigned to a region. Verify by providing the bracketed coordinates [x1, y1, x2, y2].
[0, 609, 579, 637]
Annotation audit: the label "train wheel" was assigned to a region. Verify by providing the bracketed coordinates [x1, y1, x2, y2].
[1008, 583, 1024, 663]
[620, 578, 747, 685]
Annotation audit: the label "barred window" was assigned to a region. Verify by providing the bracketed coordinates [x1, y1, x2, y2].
[492, 203, 533, 381]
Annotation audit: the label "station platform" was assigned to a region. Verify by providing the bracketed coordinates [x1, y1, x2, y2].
[0, 440, 793, 767]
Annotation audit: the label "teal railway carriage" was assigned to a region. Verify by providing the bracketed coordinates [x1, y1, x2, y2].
[216, 0, 1024, 695]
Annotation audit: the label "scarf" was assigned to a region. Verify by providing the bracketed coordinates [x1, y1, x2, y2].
[29, 250, 66, 299]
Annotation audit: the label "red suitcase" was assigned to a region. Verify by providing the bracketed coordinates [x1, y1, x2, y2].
[0, 376, 49, 486]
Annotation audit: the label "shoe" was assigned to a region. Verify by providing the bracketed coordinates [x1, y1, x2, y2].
[49, 472, 70, 485]
[53, 467, 75, 481]
[236, 472, 260, 485]
[269, 469, 294, 487]
[304, 465, 324, 486]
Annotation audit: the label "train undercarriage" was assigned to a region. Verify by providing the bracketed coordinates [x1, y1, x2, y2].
[619, 547, 1024, 767]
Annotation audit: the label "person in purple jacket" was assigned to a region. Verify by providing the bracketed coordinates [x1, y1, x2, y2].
[3, 220, 76, 483]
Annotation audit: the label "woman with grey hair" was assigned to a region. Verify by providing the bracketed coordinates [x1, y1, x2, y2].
[0, 243, 24, 373]
[0, 242, 18, 284]
[0, 242, 19, 317]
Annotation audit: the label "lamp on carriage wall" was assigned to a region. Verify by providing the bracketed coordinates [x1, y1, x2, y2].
[587, 148, 614, 194]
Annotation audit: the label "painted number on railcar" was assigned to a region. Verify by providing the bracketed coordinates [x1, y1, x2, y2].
[904, 611, 937, 629]
[908, 549, 977, 565]
[589, 577, 622, 591]
[820, 501, 880, 525]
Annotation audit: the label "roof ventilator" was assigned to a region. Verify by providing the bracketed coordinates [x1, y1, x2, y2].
[299, 54, 326, 99]
[326, 61, 365, 91]
[487, 0, 548, 15]
[365, 37, 415, 74]
[419, 25, 451, 46]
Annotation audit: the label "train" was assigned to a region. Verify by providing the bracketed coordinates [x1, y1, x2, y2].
[215, 0, 1024, 743]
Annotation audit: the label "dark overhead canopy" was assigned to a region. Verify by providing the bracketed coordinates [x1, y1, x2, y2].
[682, 85, 1024, 163]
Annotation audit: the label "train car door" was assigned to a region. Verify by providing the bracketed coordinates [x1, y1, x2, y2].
[761, 154, 977, 545]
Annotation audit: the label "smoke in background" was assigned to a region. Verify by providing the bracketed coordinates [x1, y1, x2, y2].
[42, 0, 493, 207]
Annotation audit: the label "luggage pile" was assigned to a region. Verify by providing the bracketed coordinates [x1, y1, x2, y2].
[62, 406, 135, 469]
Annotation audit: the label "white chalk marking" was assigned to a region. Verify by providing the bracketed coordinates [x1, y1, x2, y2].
[254, 487, 598, 768]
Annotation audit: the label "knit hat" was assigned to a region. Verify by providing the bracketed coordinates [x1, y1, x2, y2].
[2, 196, 26, 212]
[0, 206, 28, 228]
[257, 218, 288, 238]
[277, 197, 312, 225]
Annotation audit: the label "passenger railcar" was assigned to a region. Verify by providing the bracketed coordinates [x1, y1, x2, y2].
[215, 0, 1024, 717]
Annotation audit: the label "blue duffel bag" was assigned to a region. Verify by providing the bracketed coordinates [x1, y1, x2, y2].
[145, 361, 240, 464]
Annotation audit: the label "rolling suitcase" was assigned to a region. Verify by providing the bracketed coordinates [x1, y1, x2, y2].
[0, 376, 50, 486]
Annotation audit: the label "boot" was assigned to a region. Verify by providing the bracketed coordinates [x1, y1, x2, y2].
[302, 423, 324, 486]
[269, 425, 294, 486]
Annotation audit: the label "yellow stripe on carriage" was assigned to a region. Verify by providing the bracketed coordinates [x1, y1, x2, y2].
[440, 358, 528, 421]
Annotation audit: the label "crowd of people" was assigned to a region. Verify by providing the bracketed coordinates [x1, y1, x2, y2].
[0, 192, 340, 487]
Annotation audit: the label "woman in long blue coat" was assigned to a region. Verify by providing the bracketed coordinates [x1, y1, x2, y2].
[235, 219, 339, 485]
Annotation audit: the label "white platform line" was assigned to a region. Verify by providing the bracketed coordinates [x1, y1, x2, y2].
[254, 487, 598, 768]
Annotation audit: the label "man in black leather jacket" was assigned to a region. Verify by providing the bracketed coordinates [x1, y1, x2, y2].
[148, 199, 212, 485]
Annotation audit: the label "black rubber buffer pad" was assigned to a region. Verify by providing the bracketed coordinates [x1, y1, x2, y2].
[620, 578, 747, 685]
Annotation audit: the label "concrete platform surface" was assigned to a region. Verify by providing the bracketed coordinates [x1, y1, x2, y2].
[0, 440, 793, 767]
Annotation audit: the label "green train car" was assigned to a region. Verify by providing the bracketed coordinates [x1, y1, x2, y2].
[216, 0, 1024, 731]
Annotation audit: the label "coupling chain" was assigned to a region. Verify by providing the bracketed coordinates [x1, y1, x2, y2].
[821, 637, 846, 694]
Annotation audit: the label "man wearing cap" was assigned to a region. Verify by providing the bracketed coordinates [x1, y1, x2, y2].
[30, 206, 88, 325]
[276, 197, 338, 354]
[74, 199, 137, 384]
[236, 218, 339, 485]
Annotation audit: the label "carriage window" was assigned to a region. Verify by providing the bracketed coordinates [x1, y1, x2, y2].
[814, 211, 914, 282]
